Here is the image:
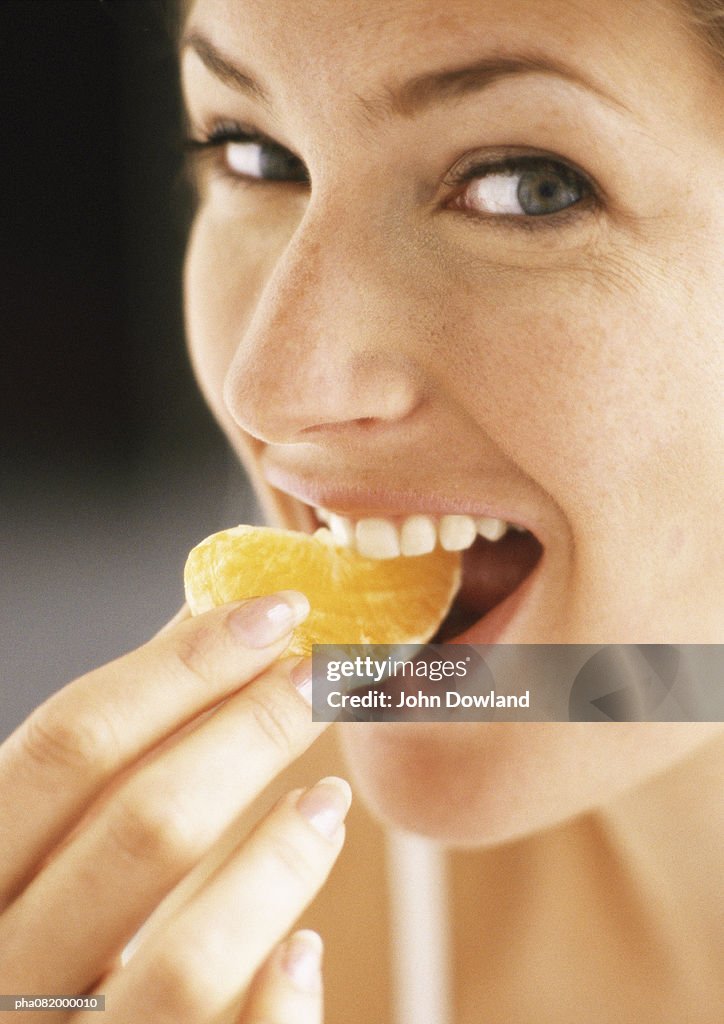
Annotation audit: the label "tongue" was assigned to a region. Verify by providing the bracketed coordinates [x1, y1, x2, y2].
[436, 531, 542, 640]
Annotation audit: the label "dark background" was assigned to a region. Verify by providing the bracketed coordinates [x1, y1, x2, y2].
[1, 0, 257, 735]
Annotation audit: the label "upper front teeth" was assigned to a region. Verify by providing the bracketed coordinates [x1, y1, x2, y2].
[317, 510, 514, 559]
[401, 514, 438, 556]
[356, 518, 401, 559]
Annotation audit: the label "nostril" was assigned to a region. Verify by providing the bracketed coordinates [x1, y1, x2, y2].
[224, 318, 423, 441]
[298, 413, 400, 439]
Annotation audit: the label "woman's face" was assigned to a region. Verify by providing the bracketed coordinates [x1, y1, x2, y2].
[182, 0, 724, 843]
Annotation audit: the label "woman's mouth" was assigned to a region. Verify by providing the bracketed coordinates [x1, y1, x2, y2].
[300, 506, 544, 644]
[253, 459, 547, 644]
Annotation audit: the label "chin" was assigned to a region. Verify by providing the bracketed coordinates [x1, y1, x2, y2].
[339, 720, 724, 848]
[338, 721, 557, 847]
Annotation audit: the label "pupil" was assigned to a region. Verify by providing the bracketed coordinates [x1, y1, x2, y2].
[261, 145, 307, 182]
[517, 163, 583, 215]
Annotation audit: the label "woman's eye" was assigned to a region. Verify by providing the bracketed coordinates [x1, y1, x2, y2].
[223, 139, 309, 183]
[457, 158, 591, 217]
[186, 127, 309, 185]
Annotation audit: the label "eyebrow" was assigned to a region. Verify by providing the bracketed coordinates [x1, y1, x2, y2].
[376, 54, 626, 118]
[182, 31, 270, 105]
[181, 30, 626, 119]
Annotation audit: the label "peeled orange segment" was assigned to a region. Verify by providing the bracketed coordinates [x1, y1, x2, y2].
[184, 525, 461, 657]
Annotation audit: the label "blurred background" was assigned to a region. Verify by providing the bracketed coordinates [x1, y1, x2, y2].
[1, 0, 258, 736]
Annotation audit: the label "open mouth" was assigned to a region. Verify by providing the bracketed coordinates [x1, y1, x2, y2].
[295, 505, 544, 644]
[432, 527, 543, 642]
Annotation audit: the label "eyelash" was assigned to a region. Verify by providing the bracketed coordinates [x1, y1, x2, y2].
[185, 122, 309, 186]
[185, 122, 597, 227]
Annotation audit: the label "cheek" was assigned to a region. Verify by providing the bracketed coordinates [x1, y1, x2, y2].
[185, 217, 242, 423]
[445, 262, 720, 523]
[340, 722, 724, 845]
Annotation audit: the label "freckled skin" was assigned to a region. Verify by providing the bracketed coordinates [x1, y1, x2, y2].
[182, 0, 724, 843]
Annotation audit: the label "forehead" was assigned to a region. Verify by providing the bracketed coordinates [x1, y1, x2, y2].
[183, 0, 713, 143]
[191, 0, 665, 73]
[185, 0, 675, 81]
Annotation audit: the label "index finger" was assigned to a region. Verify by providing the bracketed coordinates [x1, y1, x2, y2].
[0, 591, 310, 903]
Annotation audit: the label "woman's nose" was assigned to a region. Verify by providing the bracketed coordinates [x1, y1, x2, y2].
[222, 213, 423, 444]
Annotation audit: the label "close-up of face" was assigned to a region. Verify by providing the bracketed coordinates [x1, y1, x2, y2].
[181, 0, 724, 844]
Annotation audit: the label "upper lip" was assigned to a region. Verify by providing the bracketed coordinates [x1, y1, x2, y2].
[260, 458, 548, 542]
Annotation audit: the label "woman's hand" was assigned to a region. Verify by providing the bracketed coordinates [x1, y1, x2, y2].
[0, 592, 346, 1022]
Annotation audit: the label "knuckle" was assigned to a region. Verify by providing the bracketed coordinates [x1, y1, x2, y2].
[246, 691, 299, 758]
[108, 788, 202, 869]
[171, 623, 217, 687]
[19, 702, 118, 777]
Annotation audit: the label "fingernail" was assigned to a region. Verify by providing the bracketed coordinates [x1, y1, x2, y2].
[297, 776, 352, 840]
[228, 591, 309, 648]
[280, 929, 323, 992]
[291, 657, 313, 706]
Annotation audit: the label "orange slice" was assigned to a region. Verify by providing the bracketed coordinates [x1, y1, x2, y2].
[184, 525, 461, 657]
